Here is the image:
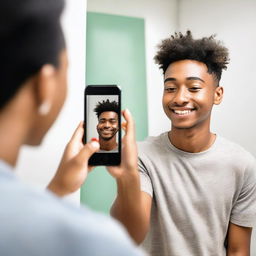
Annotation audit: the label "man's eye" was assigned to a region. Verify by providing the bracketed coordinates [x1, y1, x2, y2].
[165, 87, 176, 92]
[189, 87, 201, 92]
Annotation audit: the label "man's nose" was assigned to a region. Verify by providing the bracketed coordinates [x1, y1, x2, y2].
[103, 122, 111, 128]
[173, 87, 189, 105]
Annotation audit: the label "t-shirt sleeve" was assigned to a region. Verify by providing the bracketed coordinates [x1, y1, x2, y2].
[138, 156, 153, 197]
[230, 157, 256, 227]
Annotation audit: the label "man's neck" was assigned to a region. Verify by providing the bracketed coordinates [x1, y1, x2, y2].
[99, 137, 117, 151]
[168, 124, 216, 153]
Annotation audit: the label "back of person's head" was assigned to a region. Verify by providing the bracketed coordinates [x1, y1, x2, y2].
[154, 30, 230, 82]
[0, 0, 65, 109]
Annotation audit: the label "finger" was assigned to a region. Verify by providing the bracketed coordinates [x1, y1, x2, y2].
[106, 166, 119, 173]
[75, 140, 100, 164]
[69, 121, 84, 144]
[121, 121, 127, 132]
[122, 109, 135, 140]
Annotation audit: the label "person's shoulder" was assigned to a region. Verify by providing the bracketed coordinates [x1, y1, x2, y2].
[49, 202, 143, 256]
[0, 176, 144, 255]
[218, 136, 254, 157]
[138, 132, 166, 152]
[217, 136, 256, 167]
[41, 198, 144, 256]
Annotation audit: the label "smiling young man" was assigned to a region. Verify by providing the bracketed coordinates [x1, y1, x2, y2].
[109, 31, 256, 255]
[94, 99, 119, 152]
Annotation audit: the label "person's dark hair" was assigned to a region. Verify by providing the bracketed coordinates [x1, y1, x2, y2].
[94, 99, 119, 119]
[154, 30, 229, 82]
[0, 0, 65, 109]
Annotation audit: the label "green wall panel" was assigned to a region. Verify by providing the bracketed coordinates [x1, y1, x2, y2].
[81, 12, 148, 214]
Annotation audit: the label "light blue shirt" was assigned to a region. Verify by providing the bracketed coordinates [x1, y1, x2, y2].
[0, 160, 145, 256]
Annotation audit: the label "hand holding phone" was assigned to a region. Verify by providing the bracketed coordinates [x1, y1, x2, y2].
[107, 109, 138, 179]
[47, 122, 100, 196]
[84, 85, 121, 166]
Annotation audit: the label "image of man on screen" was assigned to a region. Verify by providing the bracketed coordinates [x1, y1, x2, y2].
[94, 99, 119, 152]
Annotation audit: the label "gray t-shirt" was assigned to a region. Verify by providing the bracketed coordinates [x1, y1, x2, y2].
[0, 160, 145, 256]
[138, 132, 256, 256]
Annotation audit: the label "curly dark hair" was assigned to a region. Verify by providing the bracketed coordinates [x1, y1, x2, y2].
[94, 99, 119, 118]
[154, 30, 230, 81]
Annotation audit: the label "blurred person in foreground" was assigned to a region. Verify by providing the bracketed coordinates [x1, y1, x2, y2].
[0, 0, 145, 255]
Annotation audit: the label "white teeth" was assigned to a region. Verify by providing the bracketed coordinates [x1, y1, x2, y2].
[173, 110, 193, 115]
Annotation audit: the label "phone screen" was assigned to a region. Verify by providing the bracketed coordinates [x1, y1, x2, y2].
[86, 94, 119, 152]
[84, 85, 121, 165]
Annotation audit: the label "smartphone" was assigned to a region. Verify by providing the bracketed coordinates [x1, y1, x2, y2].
[84, 85, 121, 166]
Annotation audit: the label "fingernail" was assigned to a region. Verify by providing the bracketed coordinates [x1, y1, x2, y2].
[90, 141, 100, 149]
[125, 108, 131, 115]
[91, 137, 99, 142]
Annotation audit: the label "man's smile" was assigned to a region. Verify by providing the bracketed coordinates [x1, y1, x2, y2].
[169, 107, 197, 116]
[101, 130, 113, 134]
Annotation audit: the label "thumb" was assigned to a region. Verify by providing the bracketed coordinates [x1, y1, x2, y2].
[75, 140, 100, 164]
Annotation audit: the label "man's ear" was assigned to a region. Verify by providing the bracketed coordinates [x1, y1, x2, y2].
[35, 64, 57, 115]
[214, 86, 224, 105]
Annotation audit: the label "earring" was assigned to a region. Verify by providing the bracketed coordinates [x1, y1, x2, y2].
[38, 102, 51, 115]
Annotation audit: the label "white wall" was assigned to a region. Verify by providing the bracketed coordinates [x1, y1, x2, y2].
[87, 0, 177, 136]
[178, 0, 256, 252]
[16, 0, 87, 203]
